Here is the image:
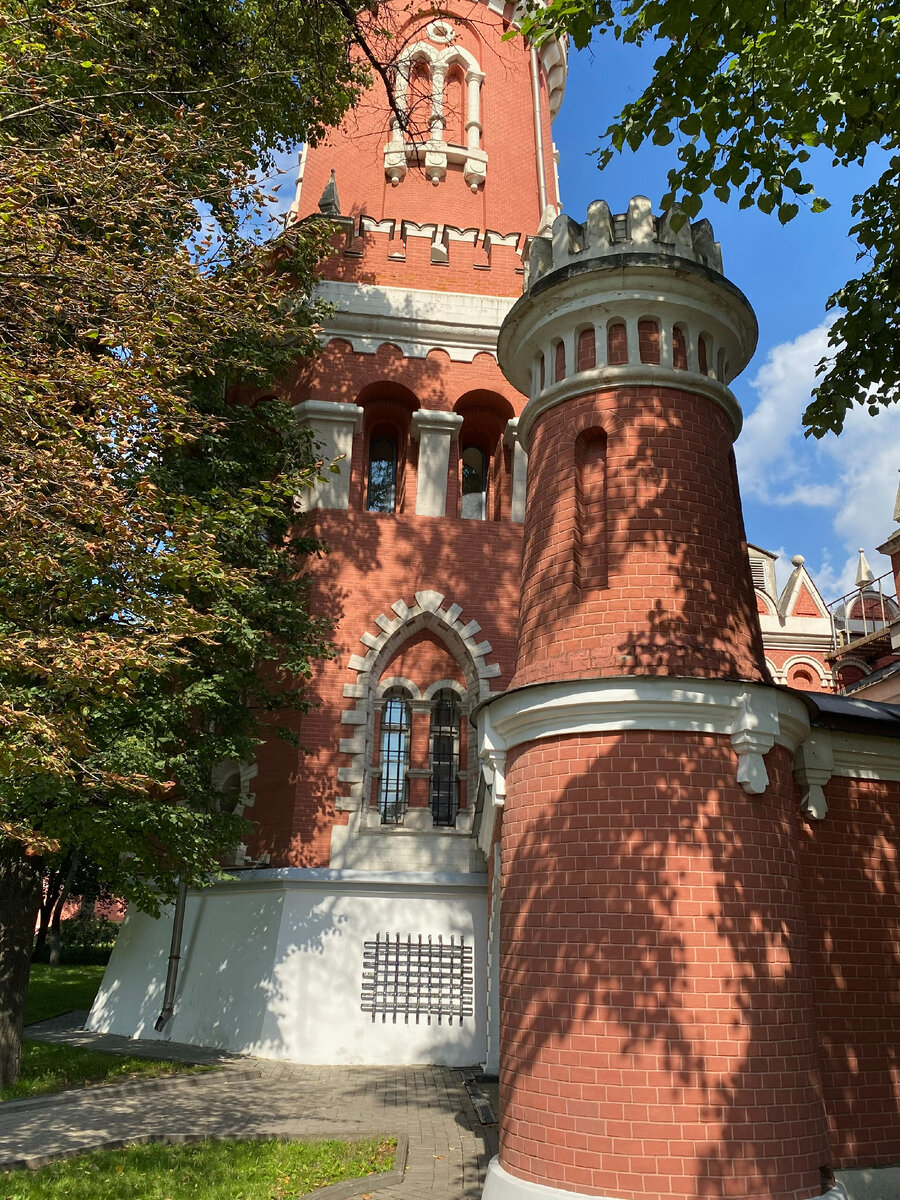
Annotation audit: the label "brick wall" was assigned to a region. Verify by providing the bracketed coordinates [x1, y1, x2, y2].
[514, 388, 768, 687]
[297, 2, 556, 235]
[249, 508, 523, 864]
[499, 731, 830, 1200]
[798, 774, 900, 1166]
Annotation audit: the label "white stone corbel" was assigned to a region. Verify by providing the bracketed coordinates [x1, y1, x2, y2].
[480, 748, 507, 807]
[793, 729, 834, 820]
[729, 691, 778, 795]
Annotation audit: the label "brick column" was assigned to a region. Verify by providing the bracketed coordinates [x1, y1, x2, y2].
[481, 200, 831, 1200]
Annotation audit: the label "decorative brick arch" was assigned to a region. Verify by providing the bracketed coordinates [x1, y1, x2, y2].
[336, 589, 502, 813]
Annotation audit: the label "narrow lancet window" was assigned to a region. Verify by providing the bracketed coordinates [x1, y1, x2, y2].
[430, 689, 460, 826]
[461, 445, 487, 520]
[367, 436, 397, 513]
[377, 688, 411, 823]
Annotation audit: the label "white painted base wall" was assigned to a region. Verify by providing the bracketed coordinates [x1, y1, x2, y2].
[87, 868, 488, 1066]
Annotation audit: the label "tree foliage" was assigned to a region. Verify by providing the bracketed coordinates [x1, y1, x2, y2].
[0, 0, 375, 1085]
[517, 0, 900, 437]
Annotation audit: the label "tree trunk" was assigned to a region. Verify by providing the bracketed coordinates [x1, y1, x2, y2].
[33, 863, 64, 957]
[47, 852, 80, 968]
[0, 844, 43, 1089]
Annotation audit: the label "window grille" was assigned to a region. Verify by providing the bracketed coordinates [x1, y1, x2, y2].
[361, 933, 474, 1024]
[429, 689, 460, 826]
[378, 689, 410, 823]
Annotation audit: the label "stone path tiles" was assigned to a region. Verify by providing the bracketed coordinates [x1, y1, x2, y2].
[0, 1013, 499, 1199]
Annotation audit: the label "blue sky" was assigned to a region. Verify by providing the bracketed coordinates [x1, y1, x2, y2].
[552, 37, 899, 601]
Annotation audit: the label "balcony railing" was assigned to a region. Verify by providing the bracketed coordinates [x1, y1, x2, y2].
[826, 569, 900, 654]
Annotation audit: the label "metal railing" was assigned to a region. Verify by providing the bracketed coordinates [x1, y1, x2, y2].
[826, 569, 899, 653]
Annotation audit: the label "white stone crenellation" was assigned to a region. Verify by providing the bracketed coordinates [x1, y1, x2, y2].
[524, 196, 724, 289]
[497, 198, 759, 447]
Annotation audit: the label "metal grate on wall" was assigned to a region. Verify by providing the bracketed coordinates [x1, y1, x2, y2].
[361, 933, 474, 1025]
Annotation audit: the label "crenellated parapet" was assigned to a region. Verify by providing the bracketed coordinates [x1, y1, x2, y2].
[314, 214, 526, 297]
[500, 196, 758, 444]
[524, 195, 724, 288]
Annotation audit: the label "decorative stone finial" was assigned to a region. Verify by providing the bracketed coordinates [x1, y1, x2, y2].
[318, 169, 341, 216]
[523, 195, 724, 290]
[856, 548, 874, 587]
[791, 554, 805, 567]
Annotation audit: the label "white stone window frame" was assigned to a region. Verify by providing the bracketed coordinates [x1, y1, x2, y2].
[781, 654, 831, 690]
[334, 591, 501, 850]
[384, 42, 487, 191]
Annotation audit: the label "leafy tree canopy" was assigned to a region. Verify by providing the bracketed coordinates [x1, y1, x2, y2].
[516, 0, 900, 437]
[0, 0, 376, 1085]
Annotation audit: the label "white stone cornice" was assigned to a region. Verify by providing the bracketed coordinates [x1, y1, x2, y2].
[315, 281, 515, 363]
[517, 364, 743, 449]
[477, 677, 810, 798]
[831, 730, 900, 780]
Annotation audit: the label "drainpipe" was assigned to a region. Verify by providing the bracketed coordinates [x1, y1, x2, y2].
[154, 879, 188, 1032]
[530, 46, 548, 217]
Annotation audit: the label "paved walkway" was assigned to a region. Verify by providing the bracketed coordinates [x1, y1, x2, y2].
[0, 1013, 499, 1199]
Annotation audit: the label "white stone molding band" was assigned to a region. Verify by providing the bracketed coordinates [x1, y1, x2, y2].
[292, 400, 363, 510]
[315, 281, 516, 363]
[411, 409, 464, 517]
[518, 363, 743, 450]
[477, 676, 811, 804]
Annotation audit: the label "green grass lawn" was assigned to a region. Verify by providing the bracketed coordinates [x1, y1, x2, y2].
[0, 1136, 397, 1200]
[24, 964, 108, 1025]
[0, 962, 211, 1103]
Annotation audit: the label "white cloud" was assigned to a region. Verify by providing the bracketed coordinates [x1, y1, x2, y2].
[736, 322, 900, 597]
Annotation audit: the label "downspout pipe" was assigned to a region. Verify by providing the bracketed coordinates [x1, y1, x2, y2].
[154, 878, 188, 1032]
[530, 46, 548, 218]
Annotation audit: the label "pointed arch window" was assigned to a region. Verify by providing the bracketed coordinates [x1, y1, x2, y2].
[430, 689, 460, 826]
[367, 436, 397, 513]
[377, 688, 411, 824]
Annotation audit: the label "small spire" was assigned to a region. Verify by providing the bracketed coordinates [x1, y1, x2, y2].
[855, 548, 874, 588]
[318, 168, 341, 216]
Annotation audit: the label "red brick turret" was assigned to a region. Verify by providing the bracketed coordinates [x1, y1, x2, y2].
[480, 200, 831, 1200]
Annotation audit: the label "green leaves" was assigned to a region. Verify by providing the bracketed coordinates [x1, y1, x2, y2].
[0, 0, 360, 903]
[515, 0, 900, 435]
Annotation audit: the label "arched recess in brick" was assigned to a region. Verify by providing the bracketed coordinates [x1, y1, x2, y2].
[336, 589, 502, 816]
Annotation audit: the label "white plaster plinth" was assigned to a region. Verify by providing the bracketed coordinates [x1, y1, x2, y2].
[87, 868, 487, 1066]
[483, 1159, 624, 1200]
[483, 1159, 846, 1200]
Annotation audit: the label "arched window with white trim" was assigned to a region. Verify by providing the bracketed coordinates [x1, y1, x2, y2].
[383, 30, 487, 190]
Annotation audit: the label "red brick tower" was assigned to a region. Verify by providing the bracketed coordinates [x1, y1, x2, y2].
[479, 204, 832, 1200]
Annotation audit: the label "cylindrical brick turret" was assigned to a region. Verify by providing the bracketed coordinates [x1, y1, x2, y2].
[480, 200, 830, 1200]
[498, 196, 767, 690]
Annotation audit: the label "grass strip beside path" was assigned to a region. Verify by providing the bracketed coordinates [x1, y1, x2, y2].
[25, 964, 108, 1025]
[1, 1042, 214, 1102]
[1, 961, 210, 1102]
[0, 1136, 397, 1200]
